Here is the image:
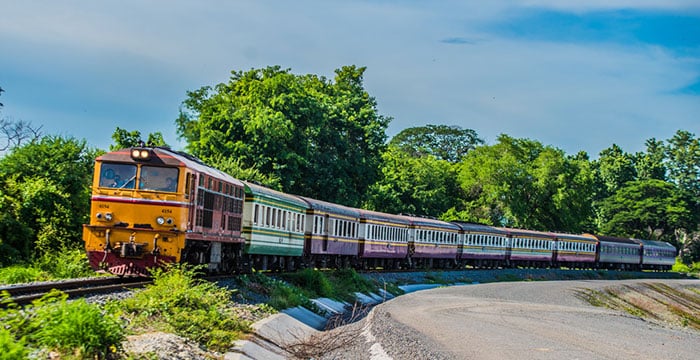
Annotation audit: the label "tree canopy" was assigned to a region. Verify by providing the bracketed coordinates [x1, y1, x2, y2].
[0, 136, 97, 264]
[176, 65, 390, 207]
[455, 134, 595, 232]
[110, 127, 168, 150]
[388, 124, 483, 163]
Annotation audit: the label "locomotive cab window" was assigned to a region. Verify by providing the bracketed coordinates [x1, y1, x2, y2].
[99, 163, 137, 189]
[139, 166, 179, 192]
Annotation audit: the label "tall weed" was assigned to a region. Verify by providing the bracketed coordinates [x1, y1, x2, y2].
[119, 265, 251, 351]
[0, 265, 48, 284]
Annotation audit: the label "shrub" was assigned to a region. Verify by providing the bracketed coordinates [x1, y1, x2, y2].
[283, 268, 335, 298]
[35, 248, 94, 279]
[0, 327, 27, 360]
[0, 265, 48, 284]
[29, 291, 124, 358]
[328, 268, 376, 301]
[119, 265, 251, 351]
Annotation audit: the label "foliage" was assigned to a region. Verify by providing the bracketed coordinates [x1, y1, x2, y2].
[592, 144, 637, 200]
[30, 292, 124, 358]
[328, 268, 376, 298]
[177, 65, 390, 207]
[0, 290, 124, 359]
[281, 268, 335, 299]
[665, 130, 700, 199]
[388, 124, 483, 163]
[205, 153, 282, 190]
[35, 247, 95, 279]
[597, 179, 694, 245]
[0, 265, 48, 284]
[455, 134, 595, 232]
[0, 136, 97, 262]
[365, 144, 461, 216]
[110, 127, 168, 150]
[0, 327, 27, 360]
[119, 265, 251, 351]
[238, 272, 313, 311]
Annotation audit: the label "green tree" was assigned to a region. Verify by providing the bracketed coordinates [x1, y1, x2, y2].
[110, 127, 168, 150]
[176, 65, 389, 206]
[597, 179, 694, 246]
[364, 145, 461, 216]
[665, 130, 700, 199]
[456, 135, 594, 232]
[634, 138, 667, 181]
[0, 136, 97, 262]
[388, 124, 483, 163]
[592, 144, 637, 200]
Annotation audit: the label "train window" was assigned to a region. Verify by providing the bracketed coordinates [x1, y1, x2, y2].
[99, 163, 137, 189]
[254, 204, 259, 225]
[140, 166, 179, 192]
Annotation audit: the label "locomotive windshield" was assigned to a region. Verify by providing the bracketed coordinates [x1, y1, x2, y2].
[98, 163, 178, 192]
[139, 166, 179, 192]
[99, 163, 137, 189]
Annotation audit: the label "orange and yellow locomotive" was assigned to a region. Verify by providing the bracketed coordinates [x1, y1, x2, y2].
[83, 147, 246, 275]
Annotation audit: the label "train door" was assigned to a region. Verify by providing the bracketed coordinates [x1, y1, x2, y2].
[186, 172, 196, 231]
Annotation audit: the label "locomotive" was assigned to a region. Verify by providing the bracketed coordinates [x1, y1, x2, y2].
[83, 146, 677, 276]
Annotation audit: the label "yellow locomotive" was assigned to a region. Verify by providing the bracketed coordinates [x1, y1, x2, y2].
[83, 147, 245, 275]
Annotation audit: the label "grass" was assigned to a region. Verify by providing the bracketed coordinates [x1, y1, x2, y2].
[0, 248, 96, 285]
[576, 282, 700, 330]
[117, 264, 252, 352]
[0, 289, 124, 359]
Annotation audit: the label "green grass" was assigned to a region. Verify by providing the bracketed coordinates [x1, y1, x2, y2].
[1, 289, 124, 359]
[0, 249, 96, 285]
[0, 265, 49, 284]
[117, 264, 252, 352]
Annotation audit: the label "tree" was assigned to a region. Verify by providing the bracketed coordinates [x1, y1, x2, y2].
[665, 130, 700, 199]
[176, 65, 390, 207]
[110, 127, 168, 150]
[634, 138, 666, 181]
[388, 125, 483, 163]
[456, 135, 595, 232]
[597, 179, 694, 246]
[364, 145, 461, 216]
[0, 136, 97, 262]
[592, 144, 636, 200]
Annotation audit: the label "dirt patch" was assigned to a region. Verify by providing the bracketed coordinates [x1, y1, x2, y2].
[576, 282, 700, 331]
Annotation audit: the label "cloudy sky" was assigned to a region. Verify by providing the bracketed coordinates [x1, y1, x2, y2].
[1, 0, 698, 156]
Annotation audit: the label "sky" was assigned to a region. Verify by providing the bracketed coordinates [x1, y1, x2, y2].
[1, 0, 698, 156]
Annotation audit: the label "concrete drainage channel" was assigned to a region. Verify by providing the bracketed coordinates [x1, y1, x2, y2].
[226, 284, 446, 359]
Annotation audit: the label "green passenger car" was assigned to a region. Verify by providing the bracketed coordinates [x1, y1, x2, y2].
[241, 181, 307, 260]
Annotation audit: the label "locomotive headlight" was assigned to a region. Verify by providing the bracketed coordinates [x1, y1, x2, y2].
[96, 212, 103, 220]
[156, 216, 165, 225]
[166, 218, 174, 225]
[104, 212, 113, 221]
[130, 148, 151, 161]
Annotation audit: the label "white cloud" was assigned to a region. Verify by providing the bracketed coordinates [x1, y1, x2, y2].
[1, 1, 697, 155]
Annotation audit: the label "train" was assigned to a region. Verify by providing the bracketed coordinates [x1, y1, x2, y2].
[83, 146, 678, 276]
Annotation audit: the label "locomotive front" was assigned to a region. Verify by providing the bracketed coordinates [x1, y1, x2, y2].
[83, 147, 189, 276]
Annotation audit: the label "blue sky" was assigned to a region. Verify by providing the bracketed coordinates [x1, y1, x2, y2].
[1, 0, 698, 156]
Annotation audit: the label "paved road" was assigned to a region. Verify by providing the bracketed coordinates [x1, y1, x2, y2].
[374, 279, 700, 360]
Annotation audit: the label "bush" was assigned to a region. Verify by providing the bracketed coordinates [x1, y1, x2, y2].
[29, 291, 124, 359]
[328, 268, 376, 301]
[282, 268, 335, 298]
[239, 272, 313, 311]
[0, 265, 48, 284]
[0, 327, 27, 360]
[35, 247, 94, 279]
[119, 265, 251, 351]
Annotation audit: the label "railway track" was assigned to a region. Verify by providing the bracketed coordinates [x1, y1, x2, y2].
[0, 276, 152, 307]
